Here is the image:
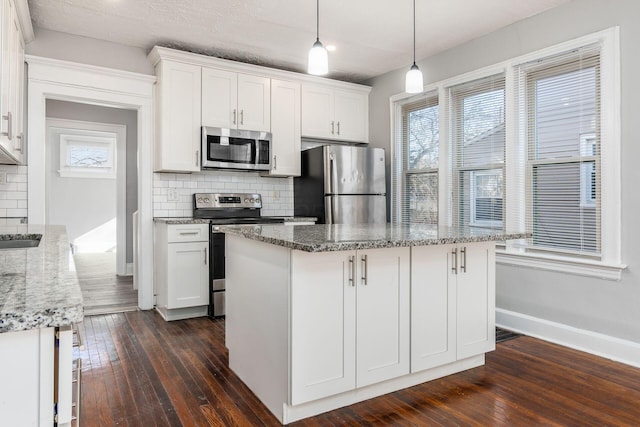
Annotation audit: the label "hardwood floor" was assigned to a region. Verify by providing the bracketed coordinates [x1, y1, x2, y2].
[77, 311, 640, 426]
[74, 252, 138, 316]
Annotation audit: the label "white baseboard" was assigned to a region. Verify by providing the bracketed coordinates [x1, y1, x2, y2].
[496, 308, 640, 368]
[125, 263, 134, 276]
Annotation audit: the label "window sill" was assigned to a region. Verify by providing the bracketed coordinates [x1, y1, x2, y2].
[58, 169, 116, 179]
[496, 250, 626, 281]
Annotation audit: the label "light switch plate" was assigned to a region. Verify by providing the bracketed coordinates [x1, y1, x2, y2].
[167, 189, 180, 202]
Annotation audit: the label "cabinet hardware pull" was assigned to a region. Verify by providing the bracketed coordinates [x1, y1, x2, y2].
[461, 247, 467, 273]
[348, 256, 355, 286]
[72, 324, 84, 350]
[273, 155, 277, 170]
[179, 231, 199, 235]
[331, 121, 335, 134]
[451, 248, 458, 275]
[233, 109, 237, 125]
[362, 254, 368, 285]
[1, 112, 12, 140]
[74, 358, 82, 426]
[196, 150, 199, 167]
[204, 247, 207, 265]
[240, 109, 244, 125]
[16, 133, 23, 153]
[337, 121, 340, 135]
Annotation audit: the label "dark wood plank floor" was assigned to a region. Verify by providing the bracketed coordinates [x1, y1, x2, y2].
[74, 252, 138, 315]
[78, 311, 640, 426]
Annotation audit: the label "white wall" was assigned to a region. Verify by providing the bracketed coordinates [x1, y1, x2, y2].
[46, 100, 138, 262]
[26, 27, 154, 75]
[366, 0, 640, 344]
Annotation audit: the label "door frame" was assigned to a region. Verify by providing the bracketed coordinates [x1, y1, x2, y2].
[26, 55, 156, 310]
[45, 118, 127, 274]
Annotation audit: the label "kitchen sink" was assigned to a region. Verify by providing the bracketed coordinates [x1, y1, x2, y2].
[0, 235, 42, 249]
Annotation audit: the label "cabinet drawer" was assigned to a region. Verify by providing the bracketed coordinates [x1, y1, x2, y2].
[167, 224, 208, 243]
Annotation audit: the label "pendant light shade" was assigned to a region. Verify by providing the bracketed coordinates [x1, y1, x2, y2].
[308, 39, 328, 75]
[406, 63, 424, 93]
[405, 0, 423, 93]
[308, 0, 328, 75]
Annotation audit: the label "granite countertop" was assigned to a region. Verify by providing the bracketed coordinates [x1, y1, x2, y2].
[153, 216, 317, 224]
[0, 225, 83, 333]
[220, 223, 529, 253]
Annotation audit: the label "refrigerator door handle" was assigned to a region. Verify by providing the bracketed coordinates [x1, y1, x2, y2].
[327, 152, 339, 195]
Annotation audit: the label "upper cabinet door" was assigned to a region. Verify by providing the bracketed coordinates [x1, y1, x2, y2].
[202, 67, 238, 129]
[301, 84, 334, 139]
[237, 74, 270, 132]
[334, 89, 368, 143]
[156, 60, 201, 172]
[267, 79, 301, 177]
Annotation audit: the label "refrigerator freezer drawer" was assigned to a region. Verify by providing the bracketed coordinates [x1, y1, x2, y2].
[325, 195, 387, 224]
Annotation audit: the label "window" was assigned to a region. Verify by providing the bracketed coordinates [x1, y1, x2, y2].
[520, 46, 601, 256]
[390, 28, 621, 278]
[470, 169, 503, 227]
[59, 132, 117, 179]
[392, 93, 439, 224]
[450, 75, 505, 230]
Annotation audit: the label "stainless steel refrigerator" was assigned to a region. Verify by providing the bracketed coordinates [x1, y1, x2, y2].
[294, 145, 386, 224]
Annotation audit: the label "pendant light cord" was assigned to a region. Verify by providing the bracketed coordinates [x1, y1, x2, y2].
[412, 0, 416, 65]
[316, 0, 320, 41]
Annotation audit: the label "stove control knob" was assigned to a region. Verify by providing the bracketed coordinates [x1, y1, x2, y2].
[245, 198, 249, 203]
[204, 198, 210, 203]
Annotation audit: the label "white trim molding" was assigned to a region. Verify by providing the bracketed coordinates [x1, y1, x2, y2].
[26, 55, 156, 310]
[14, 0, 35, 43]
[497, 308, 640, 368]
[497, 250, 626, 281]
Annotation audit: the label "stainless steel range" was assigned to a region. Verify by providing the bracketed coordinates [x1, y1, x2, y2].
[193, 193, 284, 317]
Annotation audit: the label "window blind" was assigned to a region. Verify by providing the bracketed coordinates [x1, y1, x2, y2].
[391, 93, 439, 224]
[449, 74, 506, 230]
[517, 44, 601, 256]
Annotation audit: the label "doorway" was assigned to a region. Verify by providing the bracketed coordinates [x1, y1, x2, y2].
[46, 101, 138, 314]
[27, 55, 156, 311]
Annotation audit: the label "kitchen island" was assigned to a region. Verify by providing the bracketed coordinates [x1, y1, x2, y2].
[0, 225, 83, 426]
[221, 223, 526, 424]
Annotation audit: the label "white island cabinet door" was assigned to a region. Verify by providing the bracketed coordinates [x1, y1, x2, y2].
[456, 242, 495, 359]
[237, 74, 270, 132]
[356, 247, 410, 387]
[202, 67, 237, 129]
[290, 250, 356, 405]
[411, 244, 457, 372]
[167, 241, 209, 309]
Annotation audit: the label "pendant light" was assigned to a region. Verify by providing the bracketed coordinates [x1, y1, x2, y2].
[308, 0, 328, 75]
[405, 0, 423, 93]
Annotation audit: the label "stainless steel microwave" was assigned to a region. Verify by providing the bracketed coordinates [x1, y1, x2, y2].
[201, 126, 272, 171]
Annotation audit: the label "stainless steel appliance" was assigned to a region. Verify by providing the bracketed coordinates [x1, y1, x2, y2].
[193, 192, 284, 317]
[201, 126, 272, 171]
[294, 145, 387, 224]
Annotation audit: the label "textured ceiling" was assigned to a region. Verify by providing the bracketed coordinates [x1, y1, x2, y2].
[27, 0, 572, 83]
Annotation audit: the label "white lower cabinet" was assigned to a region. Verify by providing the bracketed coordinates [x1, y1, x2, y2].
[290, 247, 410, 405]
[155, 223, 209, 320]
[411, 242, 495, 372]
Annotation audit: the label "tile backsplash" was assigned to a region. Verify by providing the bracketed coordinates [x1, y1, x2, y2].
[0, 165, 28, 219]
[153, 170, 293, 217]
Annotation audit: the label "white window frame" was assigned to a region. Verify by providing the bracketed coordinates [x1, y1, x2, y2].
[470, 169, 503, 228]
[579, 133, 597, 208]
[389, 27, 623, 280]
[58, 132, 117, 179]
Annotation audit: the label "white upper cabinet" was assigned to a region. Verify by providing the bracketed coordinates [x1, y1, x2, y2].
[154, 60, 202, 172]
[265, 79, 301, 177]
[148, 46, 371, 173]
[0, 0, 26, 164]
[202, 68, 270, 132]
[302, 84, 369, 143]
